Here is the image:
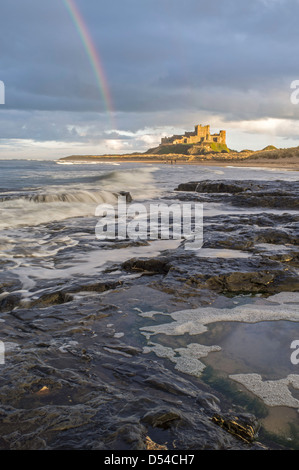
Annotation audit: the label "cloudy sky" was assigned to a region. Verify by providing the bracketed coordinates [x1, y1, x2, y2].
[1, 0, 299, 159]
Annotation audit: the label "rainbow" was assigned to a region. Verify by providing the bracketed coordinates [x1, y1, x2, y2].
[62, 0, 115, 126]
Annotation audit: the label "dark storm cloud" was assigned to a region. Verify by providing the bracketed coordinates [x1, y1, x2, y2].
[0, 0, 298, 113]
[85, 0, 299, 119]
[1, 0, 299, 152]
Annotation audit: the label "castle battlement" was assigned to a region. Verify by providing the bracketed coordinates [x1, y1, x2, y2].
[161, 124, 226, 146]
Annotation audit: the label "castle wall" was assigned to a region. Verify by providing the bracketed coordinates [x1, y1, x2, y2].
[161, 125, 226, 146]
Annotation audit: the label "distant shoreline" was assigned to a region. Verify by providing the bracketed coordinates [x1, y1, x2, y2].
[57, 154, 299, 171]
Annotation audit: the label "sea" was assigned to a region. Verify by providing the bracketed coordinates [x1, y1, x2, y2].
[1, 158, 299, 450]
[1, 158, 298, 228]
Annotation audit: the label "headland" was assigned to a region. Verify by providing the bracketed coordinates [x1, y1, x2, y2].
[58, 124, 299, 170]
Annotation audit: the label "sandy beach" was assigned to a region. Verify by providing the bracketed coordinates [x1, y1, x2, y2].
[58, 154, 299, 171]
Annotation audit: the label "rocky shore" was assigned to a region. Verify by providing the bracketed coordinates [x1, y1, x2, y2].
[0, 175, 298, 450]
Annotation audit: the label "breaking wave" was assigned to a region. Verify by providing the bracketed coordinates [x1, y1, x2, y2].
[0, 167, 158, 230]
[25, 189, 121, 204]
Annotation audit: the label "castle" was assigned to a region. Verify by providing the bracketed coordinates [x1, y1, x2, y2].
[161, 124, 226, 146]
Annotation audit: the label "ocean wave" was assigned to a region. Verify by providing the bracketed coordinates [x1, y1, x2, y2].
[26, 189, 121, 204]
[55, 161, 120, 165]
[0, 167, 159, 230]
[0, 191, 120, 230]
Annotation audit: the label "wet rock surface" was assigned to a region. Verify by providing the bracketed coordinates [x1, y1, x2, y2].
[0, 177, 298, 450]
[175, 179, 299, 209]
[0, 289, 267, 450]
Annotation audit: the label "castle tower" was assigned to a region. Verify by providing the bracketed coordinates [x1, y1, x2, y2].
[195, 125, 210, 140]
[219, 130, 226, 144]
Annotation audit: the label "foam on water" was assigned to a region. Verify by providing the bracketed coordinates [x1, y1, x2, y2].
[229, 373, 299, 409]
[5, 238, 181, 299]
[139, 292, 299, 408]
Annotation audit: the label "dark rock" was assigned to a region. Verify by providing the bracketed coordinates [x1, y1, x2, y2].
[175, 179, 299, 209]
[29, 291, 73, 307]
[152, 250, 299, 295]
[26, 281, 123, 309]
[196, 392, 221, 413]
[0, 293, 23, 312]
[122, 257, 171, 275]
[104, 423, 148, 450]
[119, 191, 133, 203]
[142, 407, 183, 429]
